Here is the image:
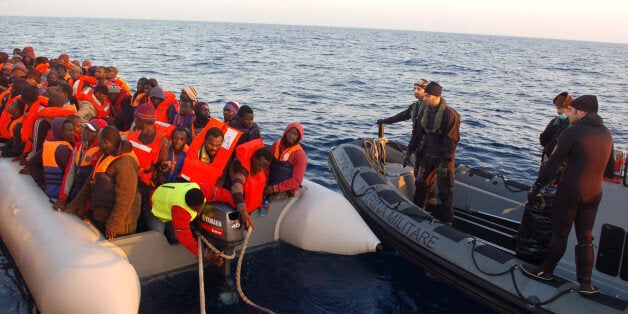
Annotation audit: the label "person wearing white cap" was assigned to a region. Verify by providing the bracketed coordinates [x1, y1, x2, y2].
[53, 119, 108, 211]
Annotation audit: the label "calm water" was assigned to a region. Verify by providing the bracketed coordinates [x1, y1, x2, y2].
[0, 16, 626, 313]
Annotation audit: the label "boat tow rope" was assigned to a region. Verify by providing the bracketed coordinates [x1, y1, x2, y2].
[363, 138, 387, 174]
[468, 238, 573, 307]
[197, 229, 276, 314]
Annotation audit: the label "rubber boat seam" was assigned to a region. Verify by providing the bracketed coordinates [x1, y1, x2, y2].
[273, 190, 302, 241]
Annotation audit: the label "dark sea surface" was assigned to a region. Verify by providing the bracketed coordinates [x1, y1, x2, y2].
[0, 16, 626, 313]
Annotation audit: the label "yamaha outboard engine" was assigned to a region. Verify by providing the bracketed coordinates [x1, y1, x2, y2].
[197, 202, 244, 276]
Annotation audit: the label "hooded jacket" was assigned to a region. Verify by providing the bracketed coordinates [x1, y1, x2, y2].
[267, 122, 307, 195]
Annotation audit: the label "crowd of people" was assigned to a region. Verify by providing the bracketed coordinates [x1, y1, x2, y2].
[0, 46, 309, 264]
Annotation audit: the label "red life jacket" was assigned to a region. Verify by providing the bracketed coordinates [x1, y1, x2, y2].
[127, 126, 170, 186]
[179, 118, 242, 185]
[235, 138, 266, 213]
[76, 88, 111, 118]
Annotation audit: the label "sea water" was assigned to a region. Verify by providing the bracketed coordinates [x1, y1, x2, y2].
[0, 16, 626, 313]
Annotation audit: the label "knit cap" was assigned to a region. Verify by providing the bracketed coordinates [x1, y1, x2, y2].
[224, 101, 239, 114]
[134, 103, 156, 123]
[570, 95, 598, 113]
[424, 82, 442, 97]
[149, 86, 165, 100]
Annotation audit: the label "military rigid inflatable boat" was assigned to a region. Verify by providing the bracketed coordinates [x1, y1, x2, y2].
[328, 133, 627, 313]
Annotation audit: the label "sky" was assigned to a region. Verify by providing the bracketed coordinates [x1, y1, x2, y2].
[1, 0, 627, 44]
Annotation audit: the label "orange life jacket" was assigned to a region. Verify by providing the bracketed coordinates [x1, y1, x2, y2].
[6, 115, 24, 139]
[21, 96, 49, 154]
[38, 104, 78, 118]
[127, 127, 169, 186]
[0, 89, 11, 109]
[0, 95, 19, 139]
[152, 91, 179, 124]
[91, 151, 139, 209]
[235, 138, 266, 213]
[42, 140, 73, 198]
[35, 63, 50, 75]
[107, 77, 132, 95]
[110, 90, 131, 115]
[73, 75, 97, 95]
[76, 88, 111, 118]
[179, 118, 242, 185]
[131, 92, 146, 108]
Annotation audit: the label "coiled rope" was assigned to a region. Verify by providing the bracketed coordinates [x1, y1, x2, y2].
[197, 228, 275, 314]
[363, 137, 388, 175]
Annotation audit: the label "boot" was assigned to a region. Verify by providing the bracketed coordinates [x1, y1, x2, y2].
[576, 244, 600, 295]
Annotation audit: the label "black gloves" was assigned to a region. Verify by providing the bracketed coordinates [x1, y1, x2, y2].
[527, 184, 540, 204]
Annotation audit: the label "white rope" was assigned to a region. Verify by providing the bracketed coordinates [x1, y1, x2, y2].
[196, 228, 275, 314]
[235, 228, 276, 314]
[198, 236, 206, 314]
[502, 201, 527, 214]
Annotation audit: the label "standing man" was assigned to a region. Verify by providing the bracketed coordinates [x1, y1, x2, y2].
[539, 92, 572, 165]
[377, 79, 429, 129]
[520, 95, 613, 295]
[67, 125, 141, 239]
[407, 82, 460, 226]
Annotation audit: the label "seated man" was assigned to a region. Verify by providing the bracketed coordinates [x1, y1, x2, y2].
[265, 122, 307, 197]
[190, 102, 210, 140]
[53, 119, 106, 211]
[76, 84, 111, 120]
[222, 101, 239, 123]
[0, 99, 26, 158]
[154, 127, 189, 185]
[227, 138, 273, 230]
[228, 105, 260, 146]
[66, 125, 141, 239]
[179, 124, 241, 187]
[27, 117, 74, 199]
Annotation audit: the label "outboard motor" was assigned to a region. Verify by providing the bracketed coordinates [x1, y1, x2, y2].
[198, 202, 244, 254]
[515, 187, 555, 265]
